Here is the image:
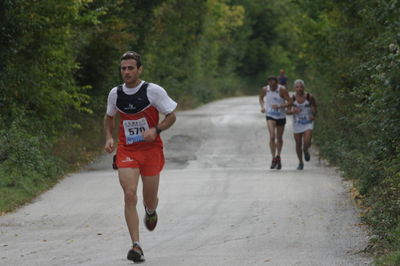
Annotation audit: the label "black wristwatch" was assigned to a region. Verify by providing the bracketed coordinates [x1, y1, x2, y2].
[155, 126, 162, 135]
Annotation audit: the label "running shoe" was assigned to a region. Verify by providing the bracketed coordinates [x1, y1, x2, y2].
[127, 243, 145, 263]
[276, 156, 282, 170]
[304, 150, 310, 162]
[297, 163, 304, 170]
[270, 157, 277, 169]
[144, 209, 158, 231]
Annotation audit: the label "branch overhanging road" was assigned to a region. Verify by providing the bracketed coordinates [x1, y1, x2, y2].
[0, 96, 372, 266]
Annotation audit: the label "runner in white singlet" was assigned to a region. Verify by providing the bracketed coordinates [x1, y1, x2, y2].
[264, 84, 287, 120]
[286, 79, 317, 170]
[259, 76, 292, 170]
[292, 95, 314, 134]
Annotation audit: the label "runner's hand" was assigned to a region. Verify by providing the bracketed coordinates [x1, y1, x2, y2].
[143, 128, 158, 142]
[261, 107, 265, 113]
[104, 138, 115, 153]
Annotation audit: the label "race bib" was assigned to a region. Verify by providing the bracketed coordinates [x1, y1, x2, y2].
[267, 108, 282, 117]
[123, 118, 149, 144]
[296, 117, 312, 125]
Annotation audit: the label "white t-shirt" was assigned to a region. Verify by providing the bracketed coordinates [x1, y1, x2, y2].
[106, 81, 177, 116]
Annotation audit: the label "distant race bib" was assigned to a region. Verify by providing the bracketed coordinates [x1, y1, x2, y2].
[123, 118, 149, 144]
[267, 108, 282, 117]
[296, 117, 312, 125]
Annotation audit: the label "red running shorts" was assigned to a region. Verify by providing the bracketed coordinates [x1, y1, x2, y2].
[116, 146, 165, 176]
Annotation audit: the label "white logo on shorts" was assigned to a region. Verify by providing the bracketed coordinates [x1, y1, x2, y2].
[122, 157, 134, 163]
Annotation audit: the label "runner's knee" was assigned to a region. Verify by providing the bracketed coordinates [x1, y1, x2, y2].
[124, 190, 138, 205]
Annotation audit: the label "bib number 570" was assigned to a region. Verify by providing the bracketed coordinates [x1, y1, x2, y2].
[129, 127, 146, 135]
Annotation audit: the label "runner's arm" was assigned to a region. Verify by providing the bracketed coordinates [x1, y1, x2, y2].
[279, 88, 293, 108]
[104, 114, 115, 153]
[144, 112, 176, 142]
[286, 103, 294, 114]
[157, 112, 176, 132]
[259, 87, 266, 113]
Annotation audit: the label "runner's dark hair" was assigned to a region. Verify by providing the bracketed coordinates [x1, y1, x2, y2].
[120, 51, 142, 68]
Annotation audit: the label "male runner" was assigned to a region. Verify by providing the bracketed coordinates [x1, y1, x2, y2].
[277, 68, 288, 87]
[104, 51, 177, 262]
[286, 79, 317, 170]
[259, 76, 292, 169]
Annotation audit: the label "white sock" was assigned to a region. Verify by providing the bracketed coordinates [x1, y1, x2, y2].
[145, 207, 155, 215]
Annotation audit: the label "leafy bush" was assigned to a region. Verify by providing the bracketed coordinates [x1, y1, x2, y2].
[0, 114, 62, 211]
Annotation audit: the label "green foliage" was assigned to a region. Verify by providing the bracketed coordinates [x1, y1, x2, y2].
[140, 0, 250, 106]
[0, 0, 98, 132]
[0, 0, 101, 212]
[74, 0, 143, 109]
[0, 114, 62, 212]
[375, 221, 400, 265]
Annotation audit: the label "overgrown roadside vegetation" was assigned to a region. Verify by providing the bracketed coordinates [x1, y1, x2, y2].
[281, 0, 400, 264]
[0, 0, 399, 264]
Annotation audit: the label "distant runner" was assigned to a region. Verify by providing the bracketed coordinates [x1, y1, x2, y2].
[104, 51, 177, 262]
[286, 79, 317, 170]
[277, 69, 288, 87]
[259, 76, 292, 169]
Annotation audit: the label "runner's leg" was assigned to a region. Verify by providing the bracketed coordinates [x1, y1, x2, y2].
[119, 168, 141, 242]
[303, 129, 313, 152]
[267, 120, 277, 157]
[276, 125, 285, 156]
[294, 133, 303, 163]
[142, 174, 160, 211]
[303, 129, 313, 161]
[142, 174, 160, 231]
